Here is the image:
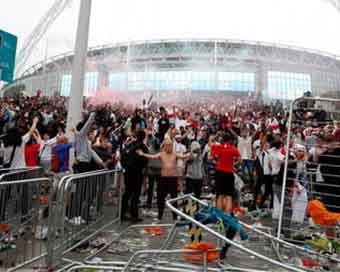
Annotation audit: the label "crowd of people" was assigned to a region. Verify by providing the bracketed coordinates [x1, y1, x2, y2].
[0, 91, 339, 258]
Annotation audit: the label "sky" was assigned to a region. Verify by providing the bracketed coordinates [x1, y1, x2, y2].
[1, 0, 340, 71]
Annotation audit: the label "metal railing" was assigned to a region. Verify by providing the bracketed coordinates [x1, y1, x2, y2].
[0, 177, 51, 270]
[276, 96, 340, 268]
[167, 194, 306, 272]
[66, 263, 269, 272]
[46, 169, 123, 268]
[0, 167, 43, 182]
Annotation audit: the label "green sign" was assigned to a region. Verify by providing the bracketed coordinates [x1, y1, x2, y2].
[0, 29, 17, 83]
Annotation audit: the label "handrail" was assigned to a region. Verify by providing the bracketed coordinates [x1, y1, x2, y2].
[0, 166, 42, 181]
[0, 177, 50, 186]
[188, 195, 340, 263]
[47, 169, 123, 267]
[166, 194, 305, 272]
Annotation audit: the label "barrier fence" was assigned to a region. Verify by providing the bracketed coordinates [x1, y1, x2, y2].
[47, 169, 123, 269]
[0, 177, 51, 270]
[277, 96, 340, 252]
[0, 167, 43, 182]
[167, 194, 320, 272]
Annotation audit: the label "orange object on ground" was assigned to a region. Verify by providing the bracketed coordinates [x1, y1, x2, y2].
[144, 226, 164, 236]
[40, 196, 49, 205]
[308, 200, 340, 225]
[0, 224, 10, 233]
[233, 206, 246, 217]
[183, 242, 219, 264]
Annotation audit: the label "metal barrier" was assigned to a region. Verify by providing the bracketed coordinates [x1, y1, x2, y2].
[190, 195, 340, 267]
[0, 167, 44, 182]
[277, 97, 340, 238]
[46, 169, 123, 268]
[167, 194, 308, 272]
[0, 177, 51, 270]
[66, 263, 270, 272]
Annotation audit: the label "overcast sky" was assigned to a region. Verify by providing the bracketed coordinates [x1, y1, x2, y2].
[1, 0, 340, 70]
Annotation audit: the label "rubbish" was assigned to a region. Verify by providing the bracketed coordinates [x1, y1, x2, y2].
[35, 226, 48, 240]
[302, 258, 320, 268]
[0, 224, 10, 233]
[144, 226, 164, 236]
[39, 196, 49, 205]
[182, 242, 219, 264]
[88, 257, 103, 264]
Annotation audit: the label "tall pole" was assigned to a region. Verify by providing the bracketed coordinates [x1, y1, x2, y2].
[66, 0, 92, 132]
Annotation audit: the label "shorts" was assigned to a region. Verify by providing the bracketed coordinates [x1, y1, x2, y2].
[215, 171, 235, 197]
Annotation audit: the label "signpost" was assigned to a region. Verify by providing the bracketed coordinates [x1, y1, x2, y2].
[0, 30, 17, 83]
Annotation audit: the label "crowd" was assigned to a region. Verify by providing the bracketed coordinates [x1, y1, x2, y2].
[0, 92, 340, 259]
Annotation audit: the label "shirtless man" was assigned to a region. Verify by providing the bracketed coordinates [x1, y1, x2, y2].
[138, 139, 189, 220]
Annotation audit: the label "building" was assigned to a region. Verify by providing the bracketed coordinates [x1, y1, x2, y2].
[5, 39, 340, 100]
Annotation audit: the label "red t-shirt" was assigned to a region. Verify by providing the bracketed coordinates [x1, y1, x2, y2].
[211, 143, 240, 173]
[25, 144, 40, 167]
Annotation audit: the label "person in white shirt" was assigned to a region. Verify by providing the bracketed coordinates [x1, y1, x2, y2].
[253, 141, 273, 209]
[2, 117, 39, 169]
[36, 131, 59, 172]
[270, 140, 293, 237]
[175, 116, 188, 131]
[174, 135, 187, 192]
[229, 128, 254, 183]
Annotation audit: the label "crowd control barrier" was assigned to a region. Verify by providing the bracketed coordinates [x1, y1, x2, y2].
[46, 169, 123, 269]
[0, 177, 52, 270]
[0, 167, 43, 182]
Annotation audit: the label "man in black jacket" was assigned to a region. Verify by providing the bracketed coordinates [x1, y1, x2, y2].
[121, 130, 149, 223]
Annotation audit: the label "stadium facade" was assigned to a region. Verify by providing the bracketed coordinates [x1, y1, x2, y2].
[6, 39, 340, 100]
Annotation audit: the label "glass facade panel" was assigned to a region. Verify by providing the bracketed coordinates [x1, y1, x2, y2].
[267, 71, 311, 100]
[218, 72, 255, 92]
[60, 72, 99, 97]
[191, 72, 216, 91]
[108, 71, 255, 92]
[109, 73, 127, 90]
[84, 72, 98, 96]
[60, 74, 71, 96]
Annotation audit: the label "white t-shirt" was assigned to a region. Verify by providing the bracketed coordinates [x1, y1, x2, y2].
[39, 137, 57, 161]
[3, 133, 31, 168]
[253, 139, 261, 157]
[238, 136, 252, 160]
[174, 142, 186, 168]
[257, 151, 271, 175]
[175, 118, 187, 130]
[269, 148, 284, 175]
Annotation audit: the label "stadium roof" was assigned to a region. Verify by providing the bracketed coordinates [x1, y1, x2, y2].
[2, 0, 340, 70]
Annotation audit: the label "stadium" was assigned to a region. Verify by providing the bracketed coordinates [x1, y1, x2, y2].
[6, 38, 340, 101]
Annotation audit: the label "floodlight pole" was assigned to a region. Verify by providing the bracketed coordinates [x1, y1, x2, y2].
[66, 0, 92, 133]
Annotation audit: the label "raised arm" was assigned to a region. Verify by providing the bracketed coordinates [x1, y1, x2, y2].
[23, 117, 39, 143]
[228, 127, 239, 139]
[79, 112, 96, 136]
[32, 129, 42, 143]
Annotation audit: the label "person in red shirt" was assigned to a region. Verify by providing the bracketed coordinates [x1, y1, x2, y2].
[24, 131, 41, 167]
[211, 133, 241, 214]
